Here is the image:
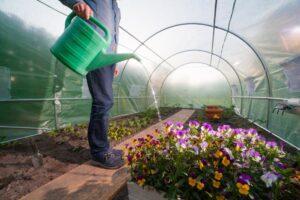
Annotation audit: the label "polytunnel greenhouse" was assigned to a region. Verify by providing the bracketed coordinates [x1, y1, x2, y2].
[0, 0, 300, 200]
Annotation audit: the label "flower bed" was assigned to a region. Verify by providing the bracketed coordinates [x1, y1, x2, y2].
[126, 121, 300, 200]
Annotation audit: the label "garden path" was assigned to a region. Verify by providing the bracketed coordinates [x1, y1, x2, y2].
[20, 109, 195, 200]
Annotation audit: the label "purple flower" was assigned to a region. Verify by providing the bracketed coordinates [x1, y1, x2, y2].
[256, 135, 266, 142]
[162, 149, 169, 155]
[266, 141, 277, 149]
[261, 171, 280, 187]
[237, 174, 251, 185]
[218, 124, 231, 132]
[176, 130, 186, 137]
[146, 134, 153, 139]
[201, 123, 213, 131]
[275, 162, 288, 169]
[178, 138, 188, 148]
[200, 141, 208, 150]
[223, 147, 234, 160]
[191, 146, 199, 154]
[168, 130, 175, 136]
[190, 172, 197, 179]
[247, 128, 257, 134]
[127, 155, 133, 162]
[235, 141, 245, 148]
[137, 175, 144, 180]
[246, 149, 261, 162]
[150, 139, 159, 146]
[189, 120, 200, 129]
[176, 123, 184, 130]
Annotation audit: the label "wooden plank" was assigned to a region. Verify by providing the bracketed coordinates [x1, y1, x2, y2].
[21, 109, 195, 200]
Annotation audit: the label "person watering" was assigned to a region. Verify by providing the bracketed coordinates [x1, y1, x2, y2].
[59, 0, 124, 169]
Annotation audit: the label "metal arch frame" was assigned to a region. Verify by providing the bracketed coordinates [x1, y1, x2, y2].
[144, 49, 244, 113]
[116, 23, 272, 128]
[157, 62, 233, 107]
[117, 23, 271, 96]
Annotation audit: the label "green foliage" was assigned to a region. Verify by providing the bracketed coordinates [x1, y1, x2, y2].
[222, 106, 235, 120]
[127, 122, 300, 200]
[197, 109, 205, 122]
[48, 130, 59, 138]
[63, 124, 75, 134]
[141, 108, 157, 119]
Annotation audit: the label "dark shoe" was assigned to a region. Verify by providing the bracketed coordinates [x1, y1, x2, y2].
[111, 148, 124, 158]
[91, 152, 124, 169]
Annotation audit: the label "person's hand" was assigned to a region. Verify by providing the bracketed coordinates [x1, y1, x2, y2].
[114, 68, 119, 77]
[73, 2, 93, 20]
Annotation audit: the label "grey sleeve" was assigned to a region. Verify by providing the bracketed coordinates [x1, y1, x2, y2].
[58, 0, 84, 9]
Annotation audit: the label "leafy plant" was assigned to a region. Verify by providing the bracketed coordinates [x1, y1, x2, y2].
[63, 124, 75, 134]
[126, 121, 300, 200]
[48, 130, 59, 138]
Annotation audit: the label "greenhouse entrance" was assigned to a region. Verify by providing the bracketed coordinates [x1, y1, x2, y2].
[1, 0, 300, 199]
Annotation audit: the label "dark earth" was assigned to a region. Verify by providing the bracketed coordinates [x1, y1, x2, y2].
[0, 107, 298, 200]
[0, 107, 179, 200]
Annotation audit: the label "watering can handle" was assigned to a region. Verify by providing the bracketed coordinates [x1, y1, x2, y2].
[65, 12, 111, 44]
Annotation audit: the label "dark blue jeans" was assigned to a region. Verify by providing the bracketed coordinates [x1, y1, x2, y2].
[86, 64, 116, 157]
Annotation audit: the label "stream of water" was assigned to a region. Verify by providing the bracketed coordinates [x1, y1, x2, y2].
[138, 60, 162, 122]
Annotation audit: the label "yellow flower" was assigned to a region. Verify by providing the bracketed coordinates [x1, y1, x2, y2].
[132, 155, 137, 162]
[216, 195, 225, 200]
[150, 169, 156, 174]
[137, 178, 145, 186]
[294, 171, 300, 181]
[213, 160, 218, 168]
[222, 157, 230, 167]
[294, 175, 300, 181]
[237, 183, 250, 195]
[236, 182, 242, 188]
[199, 160, 204, 170]
[235, 145, 240, 152]
[214, 150, 223, 158]
[213, 179, 221, 188]
[196, 181, 205, 190]
[214, 171, 223, 181]
[188, 177, 196, 187]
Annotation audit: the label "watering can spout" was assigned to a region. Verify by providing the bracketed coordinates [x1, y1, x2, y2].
[87, 52, 141, 71]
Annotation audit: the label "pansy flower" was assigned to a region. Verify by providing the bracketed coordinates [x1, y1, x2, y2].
[189, 120, 200, 129]
[214, 170, 223, 181]
[175, 123, 184, 130]
[236, 174, 251, 195]
[213, 179, 221, 188]
[137, 175, 146, 186]
[196, 179, 206, 190]
[201, 123, 213, 131]
[261, 171, 280, 188]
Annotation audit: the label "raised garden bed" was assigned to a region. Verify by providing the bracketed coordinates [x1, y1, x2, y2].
[0, 107, 180, 200]
[125, 117, 300, 200]
[117, 107, 299, 200]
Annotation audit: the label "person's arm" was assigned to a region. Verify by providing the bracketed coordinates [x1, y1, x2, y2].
[59, 0, 93, 20]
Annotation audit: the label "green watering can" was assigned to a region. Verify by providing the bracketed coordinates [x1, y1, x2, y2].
[50, 12, 140, 76]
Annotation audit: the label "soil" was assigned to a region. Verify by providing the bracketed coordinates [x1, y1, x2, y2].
[0, 107, 179, 200]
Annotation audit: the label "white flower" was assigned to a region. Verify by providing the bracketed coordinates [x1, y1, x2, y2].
[224, 147, 234, 160]
[261, 171, 279, 188]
